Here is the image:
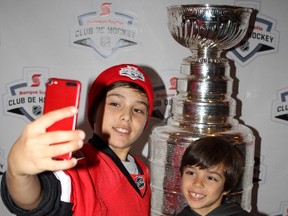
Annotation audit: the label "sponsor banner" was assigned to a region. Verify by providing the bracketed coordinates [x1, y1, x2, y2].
[70, 2, 139, 58]
[272, 88, 288, 125]
[228, 1, 279, 66]
[2, 68, 48, 122]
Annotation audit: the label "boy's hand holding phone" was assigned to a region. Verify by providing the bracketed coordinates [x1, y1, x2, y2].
[43, 78, 81, 160]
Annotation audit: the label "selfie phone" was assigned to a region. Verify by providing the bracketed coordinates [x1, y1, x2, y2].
[43, 77, 81, 160]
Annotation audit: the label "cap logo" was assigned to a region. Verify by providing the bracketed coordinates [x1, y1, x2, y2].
[119, 66, 145, 82]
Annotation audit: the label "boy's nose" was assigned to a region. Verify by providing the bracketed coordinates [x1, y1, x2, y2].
[121, 109, 132, 122]
[192, 177, 204, 188]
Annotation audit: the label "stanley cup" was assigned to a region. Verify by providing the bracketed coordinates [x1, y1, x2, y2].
[148, 5, 255, 215]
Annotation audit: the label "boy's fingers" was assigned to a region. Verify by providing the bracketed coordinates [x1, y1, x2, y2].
[42, 158, 78, 171]
[40, 130, 85, 147]
[46, 139, 84, 159]
[31, 106, 78, 132]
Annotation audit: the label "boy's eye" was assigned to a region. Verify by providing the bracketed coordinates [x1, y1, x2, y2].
[207, 176, 218, 182]
[110, 102, 119, 107]
[187, 171, 194, 175]
[134, 108, 146, 115]
[184, 170, 195, 176]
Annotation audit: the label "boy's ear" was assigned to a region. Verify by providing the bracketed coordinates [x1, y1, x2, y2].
[223, 190, 230, 196]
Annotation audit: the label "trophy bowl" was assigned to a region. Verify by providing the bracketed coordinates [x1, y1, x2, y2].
[167, 4, 252, 51]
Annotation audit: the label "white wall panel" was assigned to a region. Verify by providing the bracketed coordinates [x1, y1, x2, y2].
[1, 0, 287, 215]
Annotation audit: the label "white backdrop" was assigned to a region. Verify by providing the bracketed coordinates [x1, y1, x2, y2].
[0, 0, 287, 215]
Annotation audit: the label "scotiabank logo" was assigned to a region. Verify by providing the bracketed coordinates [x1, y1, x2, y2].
[2, 68, 48, 122]
[31, 74, 42, 87]
[100, 3, 112, 16]
[70, 2, 139, 58]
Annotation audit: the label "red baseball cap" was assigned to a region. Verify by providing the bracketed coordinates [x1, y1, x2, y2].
[87, 64, 154, 129]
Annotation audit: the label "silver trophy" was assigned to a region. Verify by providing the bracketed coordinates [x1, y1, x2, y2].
[149, 5, 255, 215]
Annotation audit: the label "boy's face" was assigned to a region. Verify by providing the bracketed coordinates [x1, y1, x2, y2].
[181, 163, 228, 215]
[93, 86, 149, 160]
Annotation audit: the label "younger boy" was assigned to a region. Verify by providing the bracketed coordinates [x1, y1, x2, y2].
[1, 64, 154, 216]
[177, 136, 254, 216]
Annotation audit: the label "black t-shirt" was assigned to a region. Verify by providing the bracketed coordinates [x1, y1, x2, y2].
[177, 203, 255, 216]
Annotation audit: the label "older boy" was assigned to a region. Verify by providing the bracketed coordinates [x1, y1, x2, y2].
[1, 64, 154, 215]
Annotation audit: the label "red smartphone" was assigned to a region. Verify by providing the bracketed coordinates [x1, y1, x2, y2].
[43, 77, 81, 160]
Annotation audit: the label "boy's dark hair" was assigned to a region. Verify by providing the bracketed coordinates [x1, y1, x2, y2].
[180, 136, 245, 192]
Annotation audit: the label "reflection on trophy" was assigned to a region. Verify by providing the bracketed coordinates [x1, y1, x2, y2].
[148, 5, 255, 215]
